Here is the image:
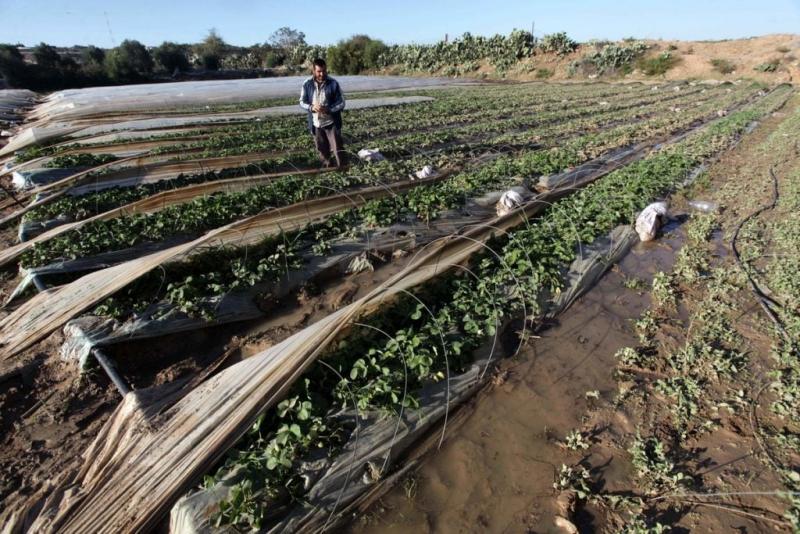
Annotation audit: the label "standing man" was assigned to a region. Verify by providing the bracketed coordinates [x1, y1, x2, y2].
[299, 58, 346, 168]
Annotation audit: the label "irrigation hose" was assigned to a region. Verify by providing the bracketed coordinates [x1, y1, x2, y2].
[730, 166, 790, 342]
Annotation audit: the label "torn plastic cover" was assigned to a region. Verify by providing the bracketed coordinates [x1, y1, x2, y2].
[170, 335, 496, 534]
[55, 201, 511, 370]
[168, 223, 637, 534]
[0, 89, 36, 124]
[537, 144, 640, 191]
[51, 174, 526, 368]
[58, 233, 416, 369]
[0, 94, 440, 157]
[12, 168, 77, 191]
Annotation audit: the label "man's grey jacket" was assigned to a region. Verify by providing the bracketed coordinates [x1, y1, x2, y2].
[299, 77, 345, 134]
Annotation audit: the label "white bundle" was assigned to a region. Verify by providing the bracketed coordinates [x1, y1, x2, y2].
[345, 253, 374, 274]
[634, 201, 669, 241]
[357, 148, 385, 162]
[410, 164, 438, 180]
[496, 190, 525, 215]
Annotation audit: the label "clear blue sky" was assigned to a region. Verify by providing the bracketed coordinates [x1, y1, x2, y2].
[2, 0, 799, 48]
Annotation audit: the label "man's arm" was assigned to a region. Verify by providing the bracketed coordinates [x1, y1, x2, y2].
[299, 83, 313, 112]
[328, 81, 345, 113]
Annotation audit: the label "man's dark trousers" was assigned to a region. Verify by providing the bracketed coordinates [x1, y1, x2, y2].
[314, 125, 345, 167]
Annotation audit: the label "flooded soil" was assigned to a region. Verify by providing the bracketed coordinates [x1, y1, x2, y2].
[351, 97, 800, 534]
[350, 226, 687, 534]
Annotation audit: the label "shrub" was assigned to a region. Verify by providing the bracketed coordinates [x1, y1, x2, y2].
[570, 41, 648, 76]
[363, 39, 389, 70]
[776, 46, 790, 53]
[81, 46, 106, 66]
[32, 42, 61, 68]
[1, 42, 110, 89]
[104, 39, 154, 81]
[535, 67, 554, 79]
[637, 51, 681, 76]
[269, 27, 306, 50]
[200, 54, 220, 70]
[262, 50, 284, 68]
[379, 30, 533, 73]
[539, 32, 578, 56]
[0, 44, 30, 87]
[327, 35, 387, 74]
[286, 44, 326, 67]
[754, 60, 780, 72]
[153, 42, 190, 73]
[710, 58, 736, 74]
[196, 28, 226, 71]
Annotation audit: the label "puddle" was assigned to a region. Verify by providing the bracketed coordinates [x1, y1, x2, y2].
[351, 223, 691, 533]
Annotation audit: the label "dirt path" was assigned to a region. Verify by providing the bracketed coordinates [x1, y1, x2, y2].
[353, 98, 800, 533]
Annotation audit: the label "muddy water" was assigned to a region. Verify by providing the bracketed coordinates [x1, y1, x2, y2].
[351, 217, 690, 534]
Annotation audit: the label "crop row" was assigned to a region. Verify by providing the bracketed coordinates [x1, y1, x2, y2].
[82, 84, 762, 321]
[20, 84, 745, 269]
[157, 85, 701, 161]
[18, 84, 666, 222]
[21, 83, 735, 230]
[12, 83, 647, 164]
[202, 84, 793, 530]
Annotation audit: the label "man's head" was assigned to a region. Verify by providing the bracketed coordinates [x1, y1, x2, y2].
[312, 58, 327, 83]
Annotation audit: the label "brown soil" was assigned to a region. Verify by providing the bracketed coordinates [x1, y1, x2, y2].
[351, 96, 800, 532]
[0, 229, 426, 511]
[350, 227, 687, 534]
[0, 85, 796, 531]
[392, 34, 800, 85]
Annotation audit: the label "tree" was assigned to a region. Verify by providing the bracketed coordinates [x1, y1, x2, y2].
[269, 27, 306, 50]
[32, 42, 61, 68]
[198, 28, 226, 70]
[363, 39, 388, 69]
[104, 39, 154, 82]
[0, 44, 30, 87]
[327, 35, 387, 74]
[153, 41, 190, 73]
[262, 50, 284, 68]
[82, 46, 106, 66]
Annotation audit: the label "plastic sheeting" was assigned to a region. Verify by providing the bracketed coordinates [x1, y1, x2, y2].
[11, 168, 75, 190]
[12, 167, 325, 246]
[51, 183, 517, 362]
[58, 233, 416, 369]
[172, 358, 486, 534]
[169, 224, 638, 534]
[31, 77, 466, 123]
[0, 89, 36, 123]
[0, 170, 457, 360]
[1, 96, 436, 158]
[1, 179, 563, 533]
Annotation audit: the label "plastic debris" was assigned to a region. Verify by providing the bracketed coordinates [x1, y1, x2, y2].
[634, 201, 669, 241]
[345, 253, 374, 274]
[687, 200, 719, 213]
[410, 164, 438, 180]
[357, 148, 385, 162]
[496, 190, 525, 216]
